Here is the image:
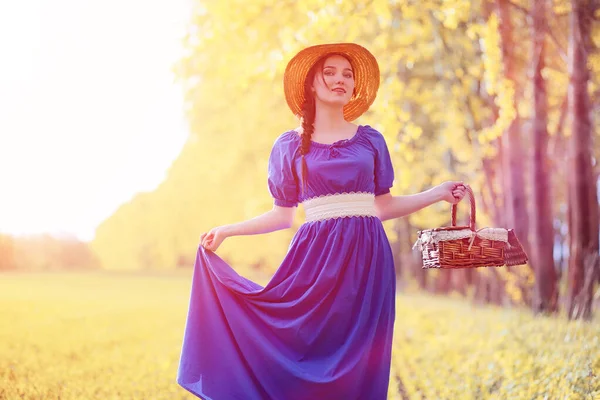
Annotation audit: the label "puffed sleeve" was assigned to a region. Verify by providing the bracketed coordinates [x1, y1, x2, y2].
[267, 131, 300, 207]
[364, 125, 395, 196]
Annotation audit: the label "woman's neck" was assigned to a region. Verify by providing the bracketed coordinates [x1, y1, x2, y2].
[313, 106, 350, 133]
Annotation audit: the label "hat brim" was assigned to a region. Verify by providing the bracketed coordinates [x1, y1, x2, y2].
[283, 43, 380, 122]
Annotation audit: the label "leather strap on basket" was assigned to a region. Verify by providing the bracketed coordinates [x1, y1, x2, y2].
[451, 184, 476, 230]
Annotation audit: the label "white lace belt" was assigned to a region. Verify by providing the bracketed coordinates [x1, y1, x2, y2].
[302, 192, 377, 222]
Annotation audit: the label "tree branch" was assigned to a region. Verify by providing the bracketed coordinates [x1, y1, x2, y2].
[508, 1, 530, 15]
[544, 26, 569, 64]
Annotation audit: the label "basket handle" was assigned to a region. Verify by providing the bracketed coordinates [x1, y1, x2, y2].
[451, 184, 476, 230]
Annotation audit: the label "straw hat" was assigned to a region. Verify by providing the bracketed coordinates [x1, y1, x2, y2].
[283, 43, 380, 122]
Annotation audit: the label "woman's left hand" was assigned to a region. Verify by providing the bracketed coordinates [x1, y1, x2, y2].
[435, 181, 467, 204]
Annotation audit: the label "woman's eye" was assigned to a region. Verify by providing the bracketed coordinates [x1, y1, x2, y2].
[323, 70, 352, 78]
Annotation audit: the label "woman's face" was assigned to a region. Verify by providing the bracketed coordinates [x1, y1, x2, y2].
[312, 54, 355, 109]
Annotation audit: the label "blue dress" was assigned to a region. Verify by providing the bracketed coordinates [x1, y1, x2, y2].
[177, 125, 396, 400]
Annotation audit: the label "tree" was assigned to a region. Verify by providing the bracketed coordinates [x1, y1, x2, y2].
[566, 0, 599, 320]
[530, 0, 559, 313]
[495, 0, 531, 259]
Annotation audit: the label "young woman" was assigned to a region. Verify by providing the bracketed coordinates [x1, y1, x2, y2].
[177, 43, 466, 400]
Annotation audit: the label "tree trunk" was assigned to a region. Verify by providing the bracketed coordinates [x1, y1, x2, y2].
[530, 0, 559, 313]
[404, 219, 428, 290]
[435, 270, 452, 294]
[496, 0, 531, 262]
[392, 218, 404, 282]
[566, 0, 599, 320]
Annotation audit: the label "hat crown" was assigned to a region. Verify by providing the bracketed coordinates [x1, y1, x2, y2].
[283, 43, 380, 122]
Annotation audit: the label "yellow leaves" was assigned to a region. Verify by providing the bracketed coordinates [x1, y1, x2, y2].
[453, 139, 474, 163]
[346, 23, 363, 43]
[482, 14, 502, 96]
[92, 0, 573, 278]
[427, 0, 471, 30]
[552, 0, 571, 15]
[467, 63, 484, 80]
[372, 33, 388, 51]
[496, 78, 517, 118]
[404, 123, 423, 141]
[588, 52, 600, 75]
[396, 108, 411, 123]
[442, 11, 460, 30]
[373, 0, 392, 28]
[466, 23, 484, 40]
[401, 146, 416, 163]
[393, 30, 417, 48]
[476, 77, 515, 152]
[478, 126, 501, 145]
[400, 3, 420, 20]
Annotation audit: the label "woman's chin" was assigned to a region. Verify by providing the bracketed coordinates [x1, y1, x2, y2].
[320, 98, 351, 109]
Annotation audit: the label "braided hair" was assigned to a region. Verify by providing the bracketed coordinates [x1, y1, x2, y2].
[299, 72, 316, 195]
[299, 53, 355, 195]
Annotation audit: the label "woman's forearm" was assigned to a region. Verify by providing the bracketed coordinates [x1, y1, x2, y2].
[375, 188, 443, 222]
[222, 206, 296, 237]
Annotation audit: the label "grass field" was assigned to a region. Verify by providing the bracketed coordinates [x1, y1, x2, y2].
[0, 271, 598, 400]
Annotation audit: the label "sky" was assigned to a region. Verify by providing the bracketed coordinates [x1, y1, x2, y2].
[0, 0, 192, 241]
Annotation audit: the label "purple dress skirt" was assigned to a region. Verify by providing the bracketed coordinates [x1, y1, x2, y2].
[177, 125, 397, 400]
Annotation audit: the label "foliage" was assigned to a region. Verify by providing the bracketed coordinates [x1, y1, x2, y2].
[85, 0, 600, 312]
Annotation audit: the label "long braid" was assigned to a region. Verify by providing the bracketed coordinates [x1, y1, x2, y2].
[299, 79, 316, 195]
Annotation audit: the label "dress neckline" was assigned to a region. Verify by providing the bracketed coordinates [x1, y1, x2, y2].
[309, 125, 363, 148]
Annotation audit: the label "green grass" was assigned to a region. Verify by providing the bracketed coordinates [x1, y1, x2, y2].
[0, 271, 195, 400]
[0, 271, 598, 399]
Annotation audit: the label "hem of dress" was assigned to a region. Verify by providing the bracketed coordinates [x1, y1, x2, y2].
[178, 383, 216, 400]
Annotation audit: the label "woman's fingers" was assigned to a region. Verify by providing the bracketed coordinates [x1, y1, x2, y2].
[201, 231, 214, 248]
[205, 236, 217, 251]
[451, 183, 465, 198]
[452, 186, 466, 200]
[199, 227, 226, 251]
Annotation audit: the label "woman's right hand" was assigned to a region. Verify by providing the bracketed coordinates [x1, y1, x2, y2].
[198, 206, 296, 251]
[200, 226, 229, 252]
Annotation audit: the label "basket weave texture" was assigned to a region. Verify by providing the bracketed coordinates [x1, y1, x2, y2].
[415, 185, 528, 269]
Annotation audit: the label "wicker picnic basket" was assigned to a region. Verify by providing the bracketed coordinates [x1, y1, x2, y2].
[414, 185, 528, 269]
